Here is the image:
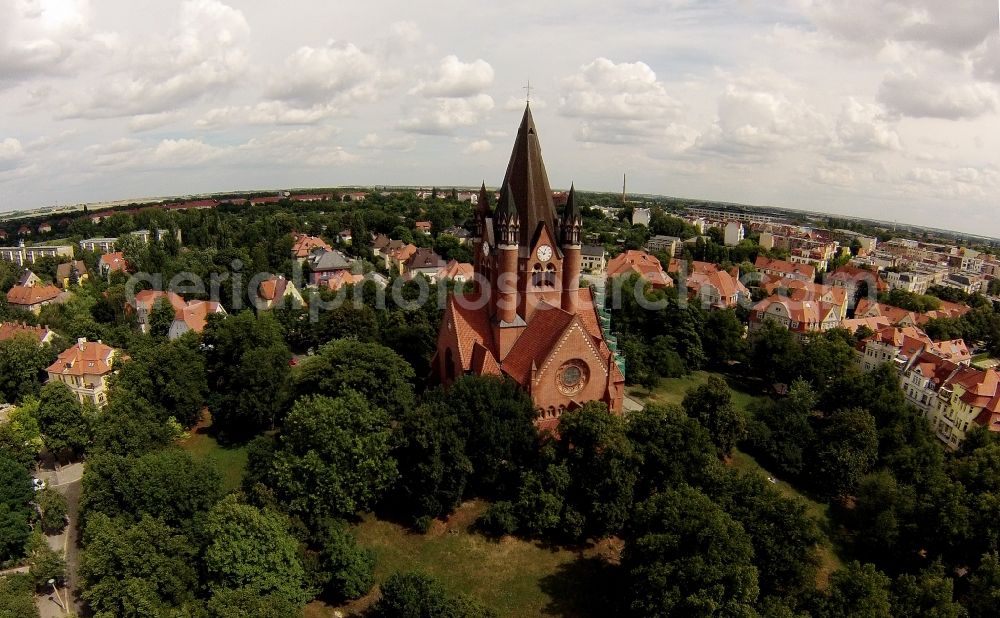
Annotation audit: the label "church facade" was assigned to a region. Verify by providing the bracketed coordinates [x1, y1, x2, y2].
[432, 105, 625, 430]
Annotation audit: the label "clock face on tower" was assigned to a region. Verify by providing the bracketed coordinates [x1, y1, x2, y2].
[536, 244, 553, 262]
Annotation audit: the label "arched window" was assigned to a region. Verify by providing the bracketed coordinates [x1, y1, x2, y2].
[445, 347, 455, 381]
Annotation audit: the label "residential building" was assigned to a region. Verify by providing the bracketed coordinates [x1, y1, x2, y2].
[0, 243, 74, 266]
[761, 277, 849, 319]
[168, 300, 226, 340]
[435, 260, 474, 283]
[415, 221, 432, 235]
[384, 242, 418, 274]
[6, 284, 62, 314]
[606, 250, 673, 288]
[338, 229, 353, 244]
[749, 295, 840, 336]
[79, 238, 117, 253]
[0, 322, 56, 344]
[308, 249, 355, 287]
[98, 253, 128, 278]
[37, 223, 51, 234]
[441, 226, 472, 245]
[18, 270, 41, 287]
[645, 235, 681, 256]
[405, 248, 446, 280]
[723, 221, 744, 246]
[884, 270, 931, 294]
[130, 290, 186, 333]
[46, 338, 126, 407]
[255, 276, 305, 311]
[754, 256, 816, 283]
[687, 207, 774, 224]
[291, 233, 332, 262]
[631, 208, 651, 226]
[685, 268, 749, 310]
[580, 245, 607, 274]
[320, 271, 365, 291]
[433, 106, 625, 431]
[55, 260, 89, 289]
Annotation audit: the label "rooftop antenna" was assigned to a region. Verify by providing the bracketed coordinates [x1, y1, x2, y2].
[523, 79, 532, 104]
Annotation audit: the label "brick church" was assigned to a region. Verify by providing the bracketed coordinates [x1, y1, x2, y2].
[433, 105, 625, 430]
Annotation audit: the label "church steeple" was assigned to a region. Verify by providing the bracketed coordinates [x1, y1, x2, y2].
[501, 104, 558, 247]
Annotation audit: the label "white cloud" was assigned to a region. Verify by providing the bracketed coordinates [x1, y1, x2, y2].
[0, 137, 25, 170]
[129, 112, 183, 132]
[265, 41, 385, 107]
[878, 71, 999, 119]
[971, 35, 1000, 83]
[56, 0, 250, 118]
[357, 133, 416, 151]
[831, 98, 902, 154]
[902, 164, 1000, 199]
[462, 140, 493, 155]
[397, 94, 495, 135]
[811, 163, 856, 187]
[410, 55, 494, 98]
[694, 82, 828, 159]
[558, 58, 685, 145]
[503, 96, 546, 111]
[0, 0, 95, 83]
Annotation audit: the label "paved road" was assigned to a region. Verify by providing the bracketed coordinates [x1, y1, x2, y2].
[35, 462, 84, 617]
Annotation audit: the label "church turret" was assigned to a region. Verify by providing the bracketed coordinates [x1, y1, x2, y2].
[495, 184, 520, 327]
[475, 181, 491, 238]
[494, 184, 519, 247]
[561, 184, 582, 314]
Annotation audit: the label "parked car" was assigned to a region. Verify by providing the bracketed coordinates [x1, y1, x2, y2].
[31, 478, 46, 491]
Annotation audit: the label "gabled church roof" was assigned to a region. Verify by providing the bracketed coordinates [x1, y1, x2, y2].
[501, 104, 558, 247]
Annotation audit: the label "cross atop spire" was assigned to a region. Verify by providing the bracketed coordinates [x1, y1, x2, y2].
[523, 79, 532, 103]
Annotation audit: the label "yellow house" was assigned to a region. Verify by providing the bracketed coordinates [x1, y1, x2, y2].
[928, 367, 1000, 448]
[46, 338, 127, 407]
[55, 260, 89, 289]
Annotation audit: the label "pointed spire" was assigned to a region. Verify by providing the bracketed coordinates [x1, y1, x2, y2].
[561, 183, 581, 246]
[494, 183, 519, 246]
[477, 181, 491, 213]
[501, 105, 558, 246]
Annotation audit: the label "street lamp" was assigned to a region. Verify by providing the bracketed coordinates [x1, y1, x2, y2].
[47, 578, 66, 615]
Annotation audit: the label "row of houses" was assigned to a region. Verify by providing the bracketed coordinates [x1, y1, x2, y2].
[855, 323, 1000, 448]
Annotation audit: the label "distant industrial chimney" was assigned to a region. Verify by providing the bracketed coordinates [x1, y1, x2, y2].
[622, 173, 626, 206]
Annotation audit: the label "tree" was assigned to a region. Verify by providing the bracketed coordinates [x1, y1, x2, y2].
[203, 496, 307, 607]
[202, 311, 292, 442]
[623, 486, 759, 617]
[311, 519, 375, 601]
[90, 395, 179, 456]
[255, 393, 396, 524]
[294, 339, 415, 419]
[813, 408, 879, 498]
[205, 587, 304, 618]
[0, 334, 55, 405]
[109, 337, 209, 428]
[36, 487, 68, 533]
[373, 570, 497, 618]
[967, 552, 1000, 618]
[81, 450, 223, 528]
[815, 561, 891, 618]
[392, 400, 472, 523]
[27, 535, 66, 590]
[148, 297, 176, 340]
[890, 562, 964, 618]
[0, 399, 43, 468]
[80, 513, 200, 617]
[700, 309, 747, 366]
[435, 376, 538, 496]
[36, 381, 90, 458]
[0, 453, 32, 562]
[746, 379, 817, 478]
[707, 470, 822, 597]
[627, 403, 719, 500]
[0, 573, 39, 618]
[555, 403, 637, 538]
[681, 375, 747, 455]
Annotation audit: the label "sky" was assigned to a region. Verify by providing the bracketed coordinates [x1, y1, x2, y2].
[1, 0, 998, 235]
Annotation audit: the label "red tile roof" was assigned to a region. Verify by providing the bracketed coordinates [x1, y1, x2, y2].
[607, 250, 673, 287]
[46, 339, 122, 377]
[6, 284, 61, 307]
[0, 322, 54, 344]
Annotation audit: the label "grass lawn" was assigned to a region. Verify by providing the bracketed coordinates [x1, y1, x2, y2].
[626, 370, 767, 413]
[311, 501, 616, 618]
[178, 414, 248, 493]
[971, 353, 999, 369]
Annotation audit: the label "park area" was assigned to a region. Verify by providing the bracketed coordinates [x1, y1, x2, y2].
[182, 374, 845, 616]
